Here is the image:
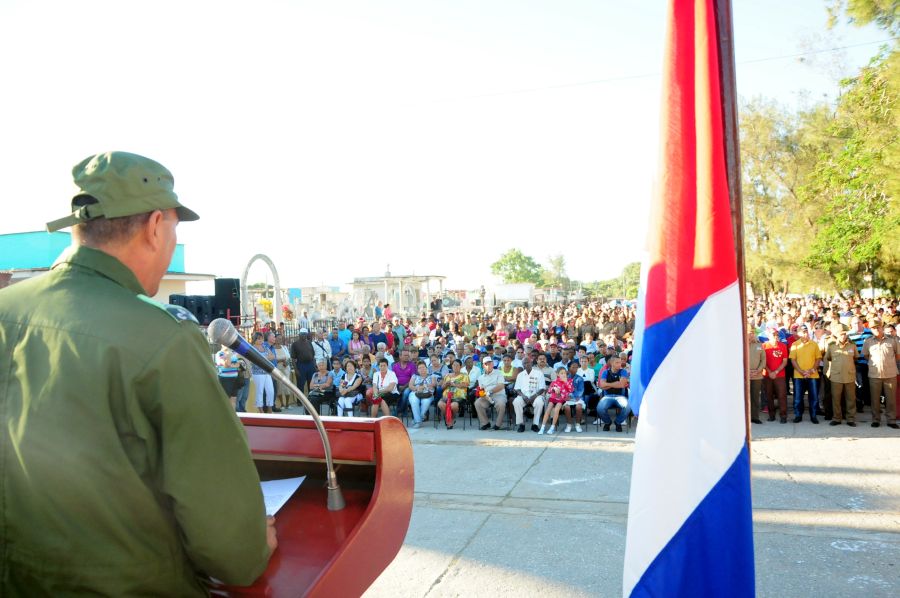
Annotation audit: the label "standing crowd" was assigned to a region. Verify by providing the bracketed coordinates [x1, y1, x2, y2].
[747, 294, 899, 429]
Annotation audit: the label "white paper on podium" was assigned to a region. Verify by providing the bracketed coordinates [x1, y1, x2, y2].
[261, 476, 306, 516]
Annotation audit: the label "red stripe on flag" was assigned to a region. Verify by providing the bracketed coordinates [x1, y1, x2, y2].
[643, 0, 737, 329]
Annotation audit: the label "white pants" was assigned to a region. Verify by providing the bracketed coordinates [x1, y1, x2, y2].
[337, 394, 362, 416]
[512, 395, 545, 425]
[253, 374, 275, 409]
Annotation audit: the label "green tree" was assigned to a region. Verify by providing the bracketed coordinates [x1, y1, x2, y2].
[581, 262, 641, 300]
[490, 248, 543, 284]
[540, 254, 570, 289]
[739, 98, 831, 294]
[802, 51, 900, 291]
[828, 0, 900, 34]
[818, 2, 900, 292]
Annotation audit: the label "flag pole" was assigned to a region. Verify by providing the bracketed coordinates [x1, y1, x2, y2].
[713, 0, 751, 449]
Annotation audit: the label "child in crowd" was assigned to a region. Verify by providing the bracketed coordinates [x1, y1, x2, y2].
[538, 365, 573, 435]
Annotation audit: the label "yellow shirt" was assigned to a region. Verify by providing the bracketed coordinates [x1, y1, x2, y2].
[789, 339, 822, 378]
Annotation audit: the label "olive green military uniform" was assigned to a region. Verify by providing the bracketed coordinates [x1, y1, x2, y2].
[824, 340, 858, 423]
[748, 339, 766, 422]
[0, 246, 270, 596]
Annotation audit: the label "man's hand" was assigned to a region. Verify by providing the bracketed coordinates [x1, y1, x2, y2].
[267, 516, 278, 554]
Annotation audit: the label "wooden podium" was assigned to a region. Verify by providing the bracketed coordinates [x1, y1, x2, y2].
[209, 415, 414, 597]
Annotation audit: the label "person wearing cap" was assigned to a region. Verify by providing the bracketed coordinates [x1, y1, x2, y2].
[789, 324, 822, 424]
[862, 319, 900, 428]
[475, 356, 507, 430]
[824, 327, 859, 426]
[814, 325, 834, 420]
[747, 329, 765, 425]
[0, 152, 274, 594]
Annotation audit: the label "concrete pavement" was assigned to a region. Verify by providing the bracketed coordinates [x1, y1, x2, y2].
[363, 413, 900, 598]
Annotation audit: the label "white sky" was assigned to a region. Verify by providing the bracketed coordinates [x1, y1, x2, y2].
[0, 0, 887, 292]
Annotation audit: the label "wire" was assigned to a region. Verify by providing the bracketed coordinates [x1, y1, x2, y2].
[739, 37, 897, 64]
[431, 37, 897, 103]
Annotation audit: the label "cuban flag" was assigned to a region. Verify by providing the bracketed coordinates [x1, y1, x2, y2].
[622, 0, 755, 596]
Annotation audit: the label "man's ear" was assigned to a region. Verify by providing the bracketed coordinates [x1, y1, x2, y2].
[142, 210, 166, 250]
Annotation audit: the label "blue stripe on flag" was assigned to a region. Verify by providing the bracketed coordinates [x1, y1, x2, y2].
[629, 444, 756, 598]
[629, 299, 704, 416]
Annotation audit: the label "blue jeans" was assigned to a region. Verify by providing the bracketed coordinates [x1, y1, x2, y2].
[793, 378, 819, 418]
[598, 395, 629, 425]
[409, 393, 433, 424]
[396, 388, 412, 417]
[296, 361, 316, 394]
[236, 382, 250, 412]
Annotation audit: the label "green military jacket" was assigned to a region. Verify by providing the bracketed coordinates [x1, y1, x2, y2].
[824, 340, 858, 384]
[747, 341, 765, 380]
[0, 245, 270, 596]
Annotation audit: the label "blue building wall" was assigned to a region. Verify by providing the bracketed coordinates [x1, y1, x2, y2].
[0, 231, 185, 272]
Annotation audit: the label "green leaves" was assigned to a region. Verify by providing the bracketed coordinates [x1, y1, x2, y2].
[741, 22, 899, 294]
[490, 249, 544, 284]
[800, 48, 899, 291]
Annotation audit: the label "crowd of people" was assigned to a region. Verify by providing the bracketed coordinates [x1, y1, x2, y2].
[746, 294, 899, 428]
[215, 293, 900, 434]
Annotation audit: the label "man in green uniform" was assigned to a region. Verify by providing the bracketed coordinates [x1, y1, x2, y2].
[0, 152, 275, 595]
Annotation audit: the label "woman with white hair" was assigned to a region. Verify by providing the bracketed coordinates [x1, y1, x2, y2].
[308, 359, 334, 415]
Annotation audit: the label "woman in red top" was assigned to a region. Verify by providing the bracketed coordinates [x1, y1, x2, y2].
[538, 366, 573, 436]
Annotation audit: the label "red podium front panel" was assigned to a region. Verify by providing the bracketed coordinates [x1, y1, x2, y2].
[209, 415, 414, 598]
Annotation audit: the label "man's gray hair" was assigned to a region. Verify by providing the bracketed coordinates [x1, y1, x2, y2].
[71, 197, 152, 247]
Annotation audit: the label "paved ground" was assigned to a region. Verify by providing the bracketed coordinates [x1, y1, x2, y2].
[356, 410, 900, 598]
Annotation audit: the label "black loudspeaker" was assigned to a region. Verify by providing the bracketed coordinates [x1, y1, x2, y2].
[184, 295, 199, 317]
[192, 295, 214, 325]
[214, 278, 241, 323]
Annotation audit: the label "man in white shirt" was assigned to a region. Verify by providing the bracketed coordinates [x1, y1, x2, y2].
[536, 354, 557, 386]
[462, 355, 482, 394]
[476, 357, 507, 430]
[513, 358, 547, 433]
[311, 330, 332, 364]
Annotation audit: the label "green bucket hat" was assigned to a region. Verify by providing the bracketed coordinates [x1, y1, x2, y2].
[46, 151, 199, 232]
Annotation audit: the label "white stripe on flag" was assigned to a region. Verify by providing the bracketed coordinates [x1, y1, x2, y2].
[623, 282, 746, 596]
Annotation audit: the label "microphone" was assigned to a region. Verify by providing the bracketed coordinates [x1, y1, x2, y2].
[208, 318, 274, 374]
[207, 318, 345, 511]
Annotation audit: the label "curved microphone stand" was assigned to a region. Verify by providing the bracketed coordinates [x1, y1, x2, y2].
[208, 319, 345, 511]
